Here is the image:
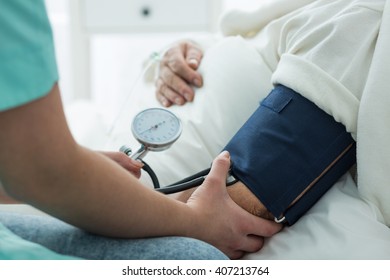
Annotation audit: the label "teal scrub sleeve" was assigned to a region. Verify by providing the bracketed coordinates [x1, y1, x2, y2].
[0, 0, 59, 111]
[0, 0, 78, 260]
[0, 223, 79, 260]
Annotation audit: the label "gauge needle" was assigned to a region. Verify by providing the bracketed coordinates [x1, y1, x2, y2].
[140, 121, 166, 135]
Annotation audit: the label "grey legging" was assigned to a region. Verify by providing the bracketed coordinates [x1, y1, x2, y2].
[0, 212, 227, 260]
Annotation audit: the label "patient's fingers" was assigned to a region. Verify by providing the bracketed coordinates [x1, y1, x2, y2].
[184, 42, 203, 70]
[158, 66, 195, 104]
[155, 78, 183, 106]
[155, 41, 203, 107]
[155, 89, 172, 107]
[165, 42, 203, 86]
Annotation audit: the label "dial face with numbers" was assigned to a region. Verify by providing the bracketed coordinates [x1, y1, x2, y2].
[131, 108, 182, 150]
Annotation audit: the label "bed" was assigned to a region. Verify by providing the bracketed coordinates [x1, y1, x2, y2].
[68, 30, 390, 259]
[2, 0, 390, 260]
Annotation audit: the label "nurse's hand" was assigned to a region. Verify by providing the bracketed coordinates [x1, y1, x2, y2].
[156, 40, 204, 107]
[187, 151, 282, 259]
[99, 151, 143, 178]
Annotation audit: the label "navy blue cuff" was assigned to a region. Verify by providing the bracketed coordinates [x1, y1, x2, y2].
[224, 85, 356, 225]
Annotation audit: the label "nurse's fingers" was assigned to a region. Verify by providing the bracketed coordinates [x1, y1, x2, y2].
[99, 151, 144, 178]
[247, 216, 284, 238]
[240, 235, 265, 254]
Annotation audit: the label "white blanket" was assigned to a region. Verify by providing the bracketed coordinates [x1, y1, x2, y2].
[358, 0, 390, 226]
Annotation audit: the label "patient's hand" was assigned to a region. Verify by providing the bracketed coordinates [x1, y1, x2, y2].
[155, 40, 204, 107]
[171, 181, 274, 221]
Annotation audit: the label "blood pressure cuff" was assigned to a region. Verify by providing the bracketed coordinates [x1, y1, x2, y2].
[224, 85, 356, 225]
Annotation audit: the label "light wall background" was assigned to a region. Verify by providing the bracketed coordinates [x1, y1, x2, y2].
[45, 0, 262, 122]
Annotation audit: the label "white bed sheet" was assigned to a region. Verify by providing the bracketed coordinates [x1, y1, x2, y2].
[65, 36, 390, 259]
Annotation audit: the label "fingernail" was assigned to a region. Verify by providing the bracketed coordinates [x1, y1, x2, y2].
[184, 92, 192, 101]
[161, 97, 170, 107]
[175, 97, 184, 105]
[193, 78, 202, 87]
[189, 58, 198, 67]
[132, 159, 144, 167]
[220, 150, 230, 159]
[162, 100, 170, 107]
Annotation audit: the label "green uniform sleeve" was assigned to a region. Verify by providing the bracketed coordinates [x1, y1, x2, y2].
[0, 0, 59, 111]
[0, 223, 79, 260]
[0, 0, 78, 260]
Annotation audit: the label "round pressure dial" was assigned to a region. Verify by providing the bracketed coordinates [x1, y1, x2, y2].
[131, 108, 182, 151]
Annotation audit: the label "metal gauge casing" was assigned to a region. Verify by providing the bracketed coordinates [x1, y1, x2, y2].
[131, 108, 182, 151]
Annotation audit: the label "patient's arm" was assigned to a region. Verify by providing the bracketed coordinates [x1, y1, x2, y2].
[227, 182, 274, 220]
[171, 181, 274, 221]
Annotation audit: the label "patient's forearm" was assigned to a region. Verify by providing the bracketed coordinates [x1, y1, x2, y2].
[227, 182, 273, 220]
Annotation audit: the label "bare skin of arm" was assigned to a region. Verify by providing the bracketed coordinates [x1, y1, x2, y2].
[0, 151, 143, 204]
